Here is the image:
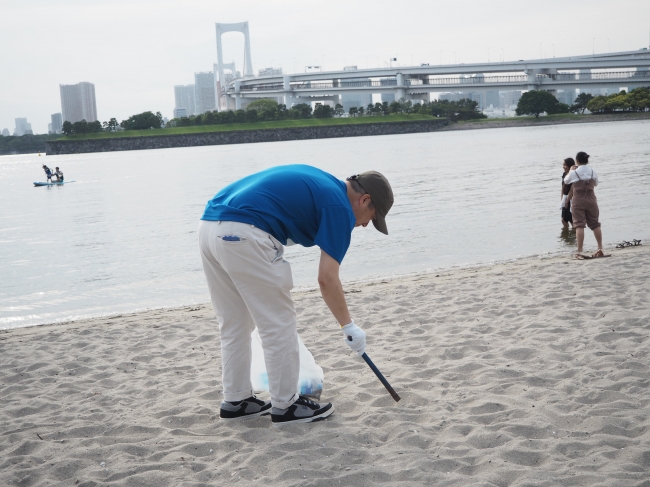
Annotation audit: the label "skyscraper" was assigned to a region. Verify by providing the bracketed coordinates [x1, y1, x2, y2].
[60, 82, 98, 123]
[174, 85, 196, 117]
[50, 113, 63, 134]
[194, 72, 216, 115]
[14, 118, 33, 136]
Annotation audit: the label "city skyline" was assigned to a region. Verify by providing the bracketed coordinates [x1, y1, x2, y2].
[1, 0, 649, 133]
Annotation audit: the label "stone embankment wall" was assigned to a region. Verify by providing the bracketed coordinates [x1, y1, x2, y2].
[45, 119, 449, 155]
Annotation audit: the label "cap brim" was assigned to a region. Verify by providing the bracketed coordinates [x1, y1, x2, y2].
[372, 214, 388, 235]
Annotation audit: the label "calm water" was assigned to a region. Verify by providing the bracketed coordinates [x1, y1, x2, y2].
[1, 120, 649, 329]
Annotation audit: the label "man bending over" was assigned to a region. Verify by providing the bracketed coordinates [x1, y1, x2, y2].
[198, 164, 393, 425]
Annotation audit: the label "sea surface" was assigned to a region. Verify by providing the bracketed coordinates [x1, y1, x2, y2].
[1, 120, 649, 329]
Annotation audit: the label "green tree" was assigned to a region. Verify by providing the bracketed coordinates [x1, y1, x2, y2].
[277, 104, 289, 120]
[247, 98, 278, 112]
[349, 107, 358, 117]
[547, 102, 570, 115]
[233, 110, 247, 123]
[120, 111, 163, 130]
[381, 101, 390, 115]
[334, 103, 344, 117]
[569, 93, 594, 114]
[246, 98, 279, 121]
[62, 121, 73, 135]
[201, 110, 219, 125]
[289, 103, 312, 119]
[245, 109, 258, 123]
[88, 120, 103, 133]
[107, 118, 119, 132]
[586, 95, 607, 114]
[516, 90, 564, 118]
[628, 86, 650, 111]
[389, 101, 402, 114]
[72, 120, 89, 134]
[313, 103, 334, 118]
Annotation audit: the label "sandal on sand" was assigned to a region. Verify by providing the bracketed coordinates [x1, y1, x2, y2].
[633, 239, 642, 246]
[575, 254, 591, 260]
[591, 249, 611, 258]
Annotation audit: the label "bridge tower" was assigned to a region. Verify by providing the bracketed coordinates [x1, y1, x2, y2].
[215, 22, 254, 111]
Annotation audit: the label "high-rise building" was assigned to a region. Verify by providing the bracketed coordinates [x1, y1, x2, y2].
[173, 107, 188, 118]
[485, 91, 500, 109]
[174, 85, 196, 117]
[194, 72, 216, 114]
[50, 113, 63, 134]
[501, 90, 523, 108]
[14, 118, 33, 136]
[60, 82, 98, 123]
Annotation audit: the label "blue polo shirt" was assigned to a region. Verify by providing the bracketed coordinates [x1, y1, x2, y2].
[201, 165, 356, 263]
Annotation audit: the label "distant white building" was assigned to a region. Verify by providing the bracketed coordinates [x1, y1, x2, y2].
[1, 128, 9, 136]
[14, 118, 33, 136]
[173, 107, 188, 118]
[174, 85, 196, 117]
[258, 67, 282, 77]
[50, 113, 63, 134]
[194, 72, 217, 114]
[60, 82, 98, 123]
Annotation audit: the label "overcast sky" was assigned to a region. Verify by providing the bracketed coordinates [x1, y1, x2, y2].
[1, 0, 649, 134]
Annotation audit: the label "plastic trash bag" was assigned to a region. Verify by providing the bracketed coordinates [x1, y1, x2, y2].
[250, 328, 324, 399]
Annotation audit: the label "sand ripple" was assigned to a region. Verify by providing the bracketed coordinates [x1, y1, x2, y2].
[1, 246, 649, 486]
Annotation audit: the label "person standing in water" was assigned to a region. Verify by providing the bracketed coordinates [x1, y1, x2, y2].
[42, 165, 53, 182]
[561, 158, 575, 229]
[563, 152, 605, 258]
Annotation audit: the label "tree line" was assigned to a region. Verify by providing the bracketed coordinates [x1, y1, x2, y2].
[61, 86, 650, 136]
[515, 86, 650, 118]
[585, 86, 650, 113]
[61, 112, 164, 135]
[166, 97, 486, 128]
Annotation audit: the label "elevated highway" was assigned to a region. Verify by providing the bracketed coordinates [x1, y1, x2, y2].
[221, 49, 650, 109]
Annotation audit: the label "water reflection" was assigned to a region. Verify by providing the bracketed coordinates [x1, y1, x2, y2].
[559, 227, 577, 246]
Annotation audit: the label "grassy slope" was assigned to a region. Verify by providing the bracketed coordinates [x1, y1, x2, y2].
[56, 114, 438, 140]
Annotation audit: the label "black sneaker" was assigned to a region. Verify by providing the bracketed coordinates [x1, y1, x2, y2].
[220, 396, 271, 420]
[271, 396, 334, 425]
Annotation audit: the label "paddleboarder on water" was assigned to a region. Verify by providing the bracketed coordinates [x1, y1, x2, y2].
[42, 165, 53, 182]
[53, 167, 64, 182]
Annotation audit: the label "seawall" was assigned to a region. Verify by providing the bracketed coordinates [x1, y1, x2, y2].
[45, 119, 449, 155]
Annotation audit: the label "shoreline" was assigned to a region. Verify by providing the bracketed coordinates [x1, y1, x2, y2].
[0, 246, 591, 333]
[442, 112, 650, 131]
[45, 119, 449, 155]
[40, 112, 650, 156]
[1, 245, 648, 486]
[0, 243, 629, 335]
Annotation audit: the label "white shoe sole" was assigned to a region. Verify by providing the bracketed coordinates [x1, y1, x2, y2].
[220, 410, 271, 421]
[272, 406, 334, 426]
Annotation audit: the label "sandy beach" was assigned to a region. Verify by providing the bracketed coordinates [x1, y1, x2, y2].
[1, 245, 649, 487]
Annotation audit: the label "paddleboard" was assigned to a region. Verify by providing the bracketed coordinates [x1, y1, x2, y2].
[34, 181, 75, 187]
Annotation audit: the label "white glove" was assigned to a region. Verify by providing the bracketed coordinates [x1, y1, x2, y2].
[341, 321, 366, 356]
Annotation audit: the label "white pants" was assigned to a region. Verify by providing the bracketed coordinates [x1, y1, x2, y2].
[198, 220, 300, 409]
